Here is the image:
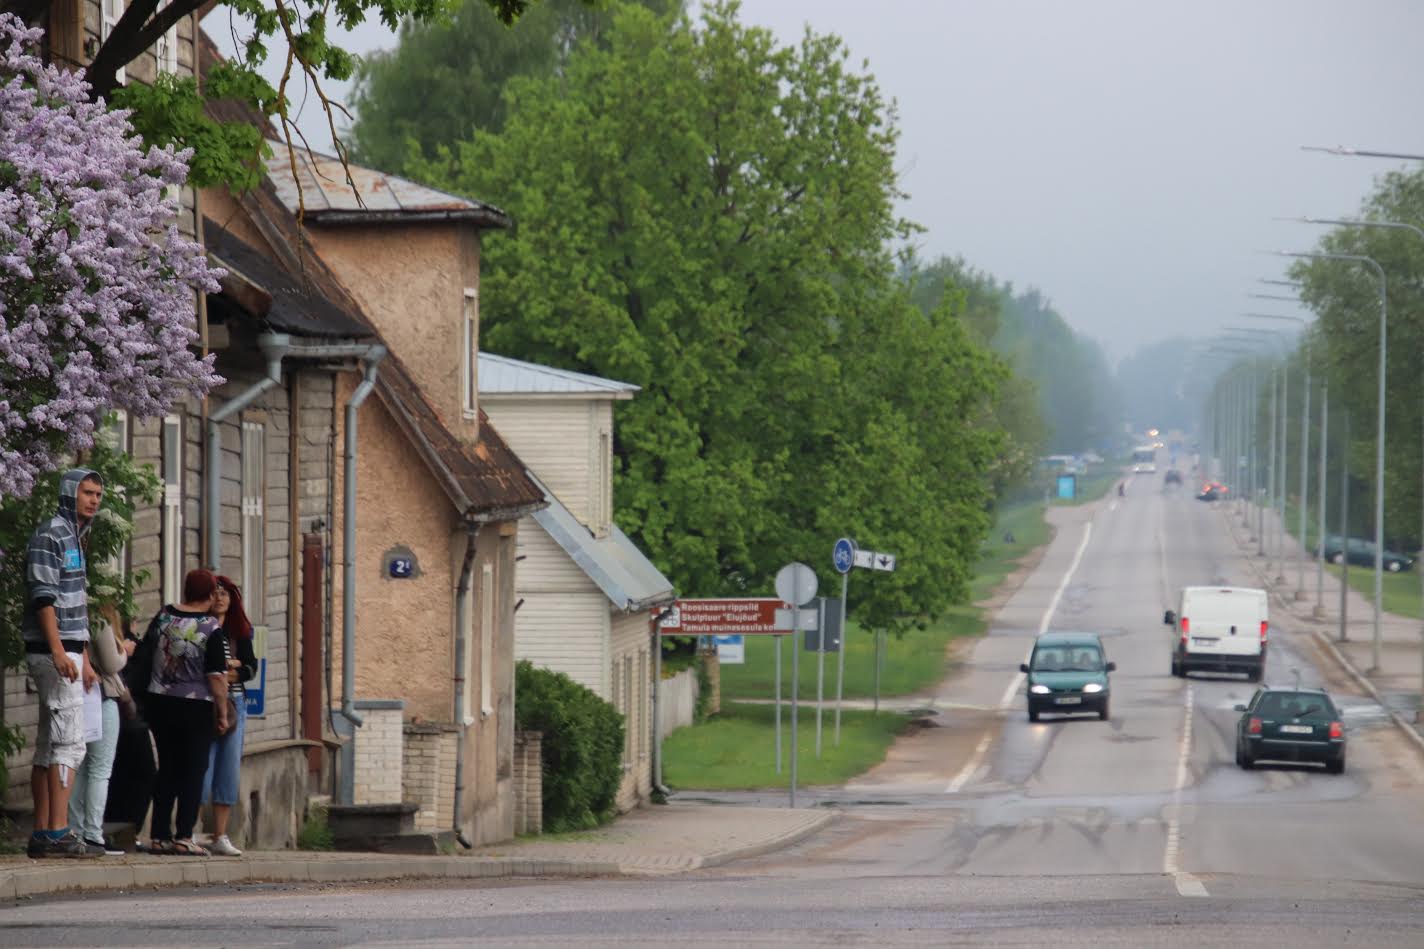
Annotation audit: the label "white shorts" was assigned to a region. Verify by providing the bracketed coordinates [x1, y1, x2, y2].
[26, 651, 86, 771]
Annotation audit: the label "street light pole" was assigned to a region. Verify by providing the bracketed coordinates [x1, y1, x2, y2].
[1277, 250, 1388, 672]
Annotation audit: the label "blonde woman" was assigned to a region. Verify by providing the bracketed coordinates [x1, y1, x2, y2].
[67, 603, 134, 855]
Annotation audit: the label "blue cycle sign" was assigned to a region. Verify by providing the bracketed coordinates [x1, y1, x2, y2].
[832, 537, 857, 575]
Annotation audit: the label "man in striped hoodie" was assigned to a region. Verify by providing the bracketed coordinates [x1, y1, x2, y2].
[23, 468, 105, 859]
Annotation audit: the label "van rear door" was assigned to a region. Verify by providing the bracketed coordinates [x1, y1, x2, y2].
[1181, 588, 1266, 658]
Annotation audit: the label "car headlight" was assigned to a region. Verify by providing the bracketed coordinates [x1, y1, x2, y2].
[1082, 683, 1104, 693]
[1029, 684, 1051, 694]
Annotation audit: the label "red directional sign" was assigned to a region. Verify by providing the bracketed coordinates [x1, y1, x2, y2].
[657, 598, 787, 635]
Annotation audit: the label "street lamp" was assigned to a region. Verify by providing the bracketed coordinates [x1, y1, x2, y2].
[1243, 312, 1314, 603]
[1227, 325, 1294, 575]
[1275, 250, 1388, 672]
[1217, 334, 1283, 557]
[1301, 145, 1424, 161]
[1207, 347, 1264, 528]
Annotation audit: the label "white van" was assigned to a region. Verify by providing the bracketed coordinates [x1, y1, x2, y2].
[1164, 586, 1268, 681]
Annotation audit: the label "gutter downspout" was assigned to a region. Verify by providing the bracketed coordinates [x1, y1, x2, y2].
[337, 345, 387, 733]
[205, 333, 291, 568]
[451, 520, 484, 849]
[650, 604, 676, 798]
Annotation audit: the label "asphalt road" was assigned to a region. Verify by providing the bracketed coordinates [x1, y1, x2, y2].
[7, 484, 1424, 946]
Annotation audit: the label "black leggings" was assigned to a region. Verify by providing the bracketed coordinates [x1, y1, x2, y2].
[147, 694, 215, 841]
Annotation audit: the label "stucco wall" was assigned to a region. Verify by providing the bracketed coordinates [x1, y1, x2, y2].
[304, 225, 479, 443]
[330, 373, 455, 724]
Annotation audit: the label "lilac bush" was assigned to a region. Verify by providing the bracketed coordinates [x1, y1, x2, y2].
[0, 14, 220, 499]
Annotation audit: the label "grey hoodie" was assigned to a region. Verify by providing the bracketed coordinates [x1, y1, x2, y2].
[21, 468, 102, 646]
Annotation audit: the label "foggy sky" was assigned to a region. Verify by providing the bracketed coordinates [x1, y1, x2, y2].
[211, 0, 1424, 363]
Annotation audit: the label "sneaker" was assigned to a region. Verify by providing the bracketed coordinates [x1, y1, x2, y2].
[49, 831, 101, 859]
[26, 834, 48, 859]
[209, 834, 243, 856]
[86, 837, 125, 856]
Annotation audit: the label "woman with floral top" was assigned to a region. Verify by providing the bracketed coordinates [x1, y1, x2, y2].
[137, 569, 230, 856]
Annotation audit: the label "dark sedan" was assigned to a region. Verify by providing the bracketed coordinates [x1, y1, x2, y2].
[1317, 534, 1414, 572]
[1235, 687, 1346, 773]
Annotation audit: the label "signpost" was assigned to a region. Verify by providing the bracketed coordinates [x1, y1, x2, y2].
[829, 539, 896, 739]
[811, 597, 843, 757]
[712, 634, 744, 664]
[774, 562, 817, 808]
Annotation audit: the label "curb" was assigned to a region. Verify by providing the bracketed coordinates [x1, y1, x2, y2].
[1216, 506, 1424, 762]
[693, 809, 837, 870]
[0, 853, 623, 902]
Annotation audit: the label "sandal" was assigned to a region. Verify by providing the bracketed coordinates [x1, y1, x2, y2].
[147, 839, 175, 855]
[171, 839, 210, 856]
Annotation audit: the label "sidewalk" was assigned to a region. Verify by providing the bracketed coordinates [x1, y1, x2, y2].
[1216, 500, 1424, 751]
[0, 802, 833, 901]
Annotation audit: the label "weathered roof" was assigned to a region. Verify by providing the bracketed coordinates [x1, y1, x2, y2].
[529, 476, 674, 613]
[478, 352, 639, 399]
[263, 140, 511, 230]
[374, 352, 546, 520]
[203, 220, 373, 339]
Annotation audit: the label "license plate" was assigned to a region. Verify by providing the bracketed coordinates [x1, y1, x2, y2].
[1054, 696, 1082, 705]
[1280, 724, 1313, 734]
[1192, 637, 1219, 645]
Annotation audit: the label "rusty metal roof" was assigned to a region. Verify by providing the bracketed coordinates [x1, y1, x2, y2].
[262, 141, 511, 230]
[374, 352, 546, 520]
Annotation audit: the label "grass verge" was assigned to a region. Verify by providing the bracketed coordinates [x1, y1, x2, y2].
[662, 702, 910, 790]
[1279, 498, 1422, 619]
[718, 501, 1052, 702]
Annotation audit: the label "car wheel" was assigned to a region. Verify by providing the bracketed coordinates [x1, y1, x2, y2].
[1326, 754, 1345, 775]
[1171, 657, 1183, 678]
[1237, 745, 1254, 769]
[1387, 561, 1402, 573]
[1028, 703, 1040, 722]
[1247, 664, 1262, 683]
[1098, 699, 1110, 721]
[1332, 553, 1345, 565]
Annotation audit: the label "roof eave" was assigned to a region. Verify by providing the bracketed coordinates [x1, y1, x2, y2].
[304, 208, 513, 230]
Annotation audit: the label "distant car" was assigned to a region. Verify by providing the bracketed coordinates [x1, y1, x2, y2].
[1235, 686, 1346, 773]
[1164, 469, 1183, 486]
[1317, 534, 1414, 573]
[1020, 631, 1115, 722]
[1195, 482, 1228, 502]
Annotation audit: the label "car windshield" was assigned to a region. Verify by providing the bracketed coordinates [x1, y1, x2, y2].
[1032, 645, 1103, 672]
[1255, 692, 1335, 721]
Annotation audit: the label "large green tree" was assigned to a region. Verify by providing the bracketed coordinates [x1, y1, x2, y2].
[1291, 167, 1424, 549]
[347, 0, 681, 175]
[411, 1, 1007, 629]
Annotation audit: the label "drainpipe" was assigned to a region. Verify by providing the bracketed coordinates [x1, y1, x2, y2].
[650, 605, 676, 797]
[451, 521, 483, 849]
[337, 345, 387, 732]
[205, 333, 290, 568]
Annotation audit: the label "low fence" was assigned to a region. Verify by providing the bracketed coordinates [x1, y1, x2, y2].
[657, 666, 699, 740]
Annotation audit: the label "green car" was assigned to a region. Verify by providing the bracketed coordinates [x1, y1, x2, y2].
[1234, 687, 1346, 773]
[1020, 631, 1115, 722]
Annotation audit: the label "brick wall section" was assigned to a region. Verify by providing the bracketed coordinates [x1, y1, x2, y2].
[352, 704, 404, 804]
[403, 723, 458, 833]
[512, 730, 543, 836]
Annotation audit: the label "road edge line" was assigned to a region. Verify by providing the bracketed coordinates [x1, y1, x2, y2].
[1310, 628, 1424, 761]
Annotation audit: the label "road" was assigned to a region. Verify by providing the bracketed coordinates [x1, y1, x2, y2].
[8, 484, 1424, 946]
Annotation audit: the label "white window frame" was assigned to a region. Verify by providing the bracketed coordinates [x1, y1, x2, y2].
[596, 429, 611, 536]
[155, 22, 178, 76]
[462, 288, 478, 419]
[622, 655, 633, 766]
[161, 414, 183, 602]
[637, 651, 648, 761]
[240, 420, 265, 625]
[101, 0, 126, 85]
[479, 563, 494, 718]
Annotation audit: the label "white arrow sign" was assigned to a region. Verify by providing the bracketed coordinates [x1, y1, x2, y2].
[852, 549, 874, 569]
[852, 549, 896, 571]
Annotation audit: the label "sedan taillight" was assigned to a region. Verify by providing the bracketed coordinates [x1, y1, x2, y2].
[1329, 721, 1344, 739]
[1249, 717, 1262, 734]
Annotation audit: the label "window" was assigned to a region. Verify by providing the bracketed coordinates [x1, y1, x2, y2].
[155, 23, 178, 76]
[240, 421, 265, 624]
[637, 651, 648, 760]
[161, 415, 182, 602]
[621, 655, 633, 766]
[597, 430, 611, 535]
[102, 411, 129, 577]
[462, 288, 478, 417]
[479, 563, 494, 718]
[101, 0, 125, 84]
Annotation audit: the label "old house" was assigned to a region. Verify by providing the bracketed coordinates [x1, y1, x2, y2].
[479, 353, 675, 812]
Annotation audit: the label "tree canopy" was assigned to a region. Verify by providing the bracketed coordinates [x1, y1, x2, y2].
[406, 2, 1009, 630]
[347, 0, 681, 175]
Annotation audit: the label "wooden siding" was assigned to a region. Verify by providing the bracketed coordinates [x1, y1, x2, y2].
[513, 517, 596, 593]
[481, 400, 593, 526]
[610, 609, 652, 811]
[513, 593, 608, 693]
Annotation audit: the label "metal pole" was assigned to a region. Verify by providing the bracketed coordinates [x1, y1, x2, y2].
[873, 630, 882, 713]
[1263, 366, 1276, 559]
[1340, 411, 1350, 643]
[815, 599, 825, 759]
[835, 571, 848, 745]
[1297, 345, 1311, 599]
[1316, 377, 1329, 619]
[775, 635, 782, 774]
[1277, 362, 1289, 585]
[1372, 277, 1386, 673]
[791, 620, 800, 807]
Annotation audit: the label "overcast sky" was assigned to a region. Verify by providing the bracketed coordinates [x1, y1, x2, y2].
[212, 0, 1424, 364]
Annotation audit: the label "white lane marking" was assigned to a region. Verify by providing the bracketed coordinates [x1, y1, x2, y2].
[1163, 685, 1207, 896]
[946, 522, 1094, 794]
[1108, 500, 1119, 513]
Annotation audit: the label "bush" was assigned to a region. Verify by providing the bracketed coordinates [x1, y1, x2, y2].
[515, 660, 624, 833]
